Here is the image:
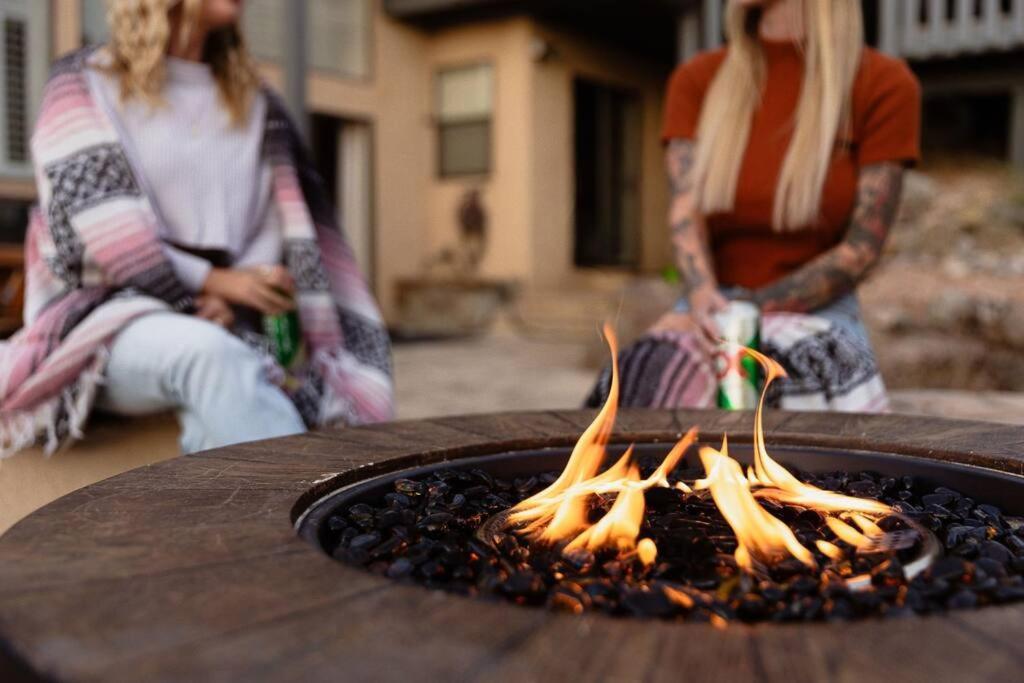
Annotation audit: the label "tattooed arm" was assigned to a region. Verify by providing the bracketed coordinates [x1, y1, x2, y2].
[649, 139, 727, 344]
[752, 162, 904, 313]
[666, 140, 718, 299]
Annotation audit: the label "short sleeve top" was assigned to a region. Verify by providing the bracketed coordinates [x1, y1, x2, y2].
[662, 42, 921, 289]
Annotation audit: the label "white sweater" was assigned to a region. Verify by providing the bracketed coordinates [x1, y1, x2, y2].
[87, 54, 281, 292]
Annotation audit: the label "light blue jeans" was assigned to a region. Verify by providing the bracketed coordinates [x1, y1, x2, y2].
[97, 311, 307, 454]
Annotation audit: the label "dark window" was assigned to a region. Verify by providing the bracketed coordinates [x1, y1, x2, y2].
[4, 18, 27, 164]
[436, 64, 493, 178]
[438, 120, 491, 177]
[0, 199, 29, 244]
[574, 79, 642, 269]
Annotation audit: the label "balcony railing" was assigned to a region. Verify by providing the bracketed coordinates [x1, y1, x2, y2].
[879, 0, 1024, 59]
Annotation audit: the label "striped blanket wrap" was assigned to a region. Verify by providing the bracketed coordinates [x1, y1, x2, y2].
[587, 307, 890, 413]
[0, 49, 394, 457]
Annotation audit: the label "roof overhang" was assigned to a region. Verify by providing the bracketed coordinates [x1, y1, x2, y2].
[383, 0, 697, 64]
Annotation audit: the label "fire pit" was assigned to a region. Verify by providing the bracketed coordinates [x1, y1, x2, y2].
[302, 336, 1024, 625]
[1, 408, 1024, 679]
[303, 441, 1024, 623]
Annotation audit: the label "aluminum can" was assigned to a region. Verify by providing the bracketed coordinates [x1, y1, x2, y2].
[712, 301, 762, 410]
[263, 309, 303, 369]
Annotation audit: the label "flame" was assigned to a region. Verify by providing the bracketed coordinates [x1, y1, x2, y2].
[743, 346, 890, 516]
[663, 585, 695, 609]
[815, 540, 845, 561]
[508, 324, 893, 574]
[637, 539, 658, 567]
[826, 517, 873, 549]
[694, 436, 816, 570]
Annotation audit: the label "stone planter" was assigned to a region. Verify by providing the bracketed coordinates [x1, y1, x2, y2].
[394, 278, 515, 339]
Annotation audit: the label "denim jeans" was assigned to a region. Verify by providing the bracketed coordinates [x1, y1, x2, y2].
[97, 311, 307, 454]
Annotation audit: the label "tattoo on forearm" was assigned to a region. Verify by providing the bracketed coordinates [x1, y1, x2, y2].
[678, 252, 706, 291]
[753, 163, 904, 313]
[667, 139, 695, 195]
[666, 140, 714, 296]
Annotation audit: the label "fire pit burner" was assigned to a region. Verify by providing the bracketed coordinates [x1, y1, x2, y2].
[303, 441, 1024, 624]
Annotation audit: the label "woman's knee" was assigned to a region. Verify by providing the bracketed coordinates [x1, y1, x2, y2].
[171, 319, 266, 387]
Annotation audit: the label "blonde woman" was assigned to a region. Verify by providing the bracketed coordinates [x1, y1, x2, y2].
[588, 0, 920, 411]
[0, 0, 393, 456]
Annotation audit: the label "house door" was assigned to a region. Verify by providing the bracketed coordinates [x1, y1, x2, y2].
[573, 79, 642, 268]
[310, 115, 375, 284]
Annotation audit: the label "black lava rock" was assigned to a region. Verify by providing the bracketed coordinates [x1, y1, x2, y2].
[929, 557, 967, 582]
[322, 462, 1024, 625]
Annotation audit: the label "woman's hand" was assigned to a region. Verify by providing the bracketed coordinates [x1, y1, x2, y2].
[202, 266, 296, 315]
[648, 286, 728, 356]
[194, 294, 235, 329]
[688, 286, 729, 339]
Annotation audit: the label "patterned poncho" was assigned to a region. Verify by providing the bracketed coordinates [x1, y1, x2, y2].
[0, 49, 394, 457]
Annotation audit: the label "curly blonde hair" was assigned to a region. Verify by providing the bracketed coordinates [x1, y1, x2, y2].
[104, 0, 260, 125]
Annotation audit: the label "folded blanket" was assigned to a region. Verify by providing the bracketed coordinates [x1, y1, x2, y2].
[586, 297, 889, 413]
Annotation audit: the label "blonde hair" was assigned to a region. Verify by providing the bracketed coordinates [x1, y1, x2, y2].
[692, 0, 864, 231]
[104, 0, 260, 125]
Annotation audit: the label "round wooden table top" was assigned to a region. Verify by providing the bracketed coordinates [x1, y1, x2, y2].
[2, 409, 1024, 683]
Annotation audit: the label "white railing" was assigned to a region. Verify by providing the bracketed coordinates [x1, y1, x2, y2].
[677, 0, 723, 62]
[880, 0, 1024, 58]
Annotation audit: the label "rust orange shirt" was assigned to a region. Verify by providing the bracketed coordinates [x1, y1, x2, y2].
[662, 41, 921, 289]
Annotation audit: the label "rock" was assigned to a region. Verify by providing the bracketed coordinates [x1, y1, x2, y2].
[349, 532, 382, 552]
[922, 492, 957, 508]
[926, 289, 974, 329]
[376, 509, 404, 529]
[622, 588, 677, 619]
[503, 570, 546, 598]
[948, 590, 978, 610]
[1001, 301, 1024, 348]
[980, 540, 1014, 566]
[386, 558, 415, 579]
[847, 480, 881, 498]
[898, 170, 939, 220]
[548, 589, 586, 614]
[929, 556, 967, 582]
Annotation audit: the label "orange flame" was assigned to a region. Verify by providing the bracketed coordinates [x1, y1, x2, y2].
[743, 347, 890, 516]
[694, 436, 816, 570]
[508, 324, 893, 573]
[637, 538, 658, 567]
[815, 540, 845, 561]
[826, 517, 873, 549]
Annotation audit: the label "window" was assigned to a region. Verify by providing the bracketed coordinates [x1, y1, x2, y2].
[81, 0, 109, 45]
[573, 79, 642, 268]
[436, 64, 493, 178]
[0, 198, 29, 243]
[309, 0, 371, 78]
[243, 0, 372, 79]
[0, 0, 48, 179]
[82, 1, 373, 79]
